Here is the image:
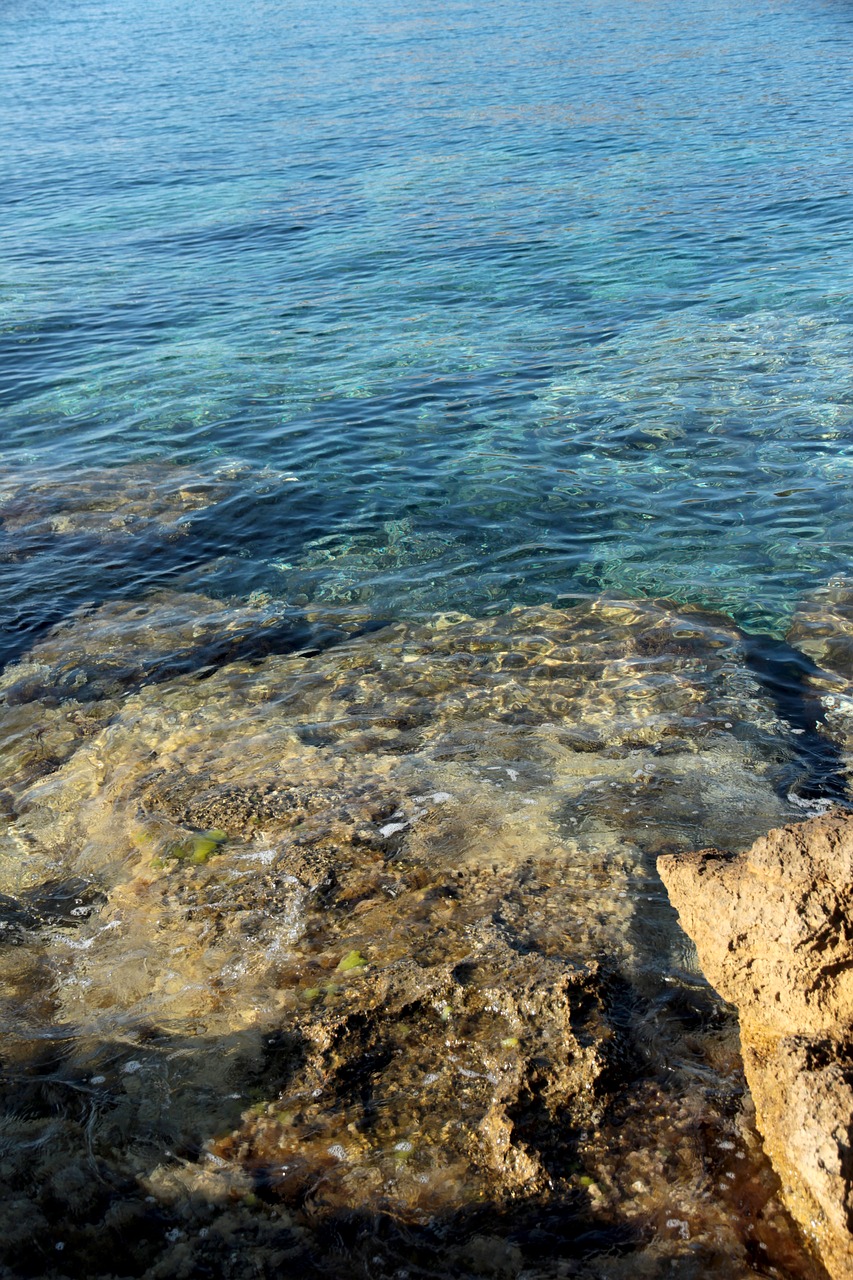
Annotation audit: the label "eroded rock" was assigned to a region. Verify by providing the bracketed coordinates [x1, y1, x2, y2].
[659, 812, 853, 1280]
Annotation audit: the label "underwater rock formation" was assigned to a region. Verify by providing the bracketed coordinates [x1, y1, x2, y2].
[0, 457, 304, 663]
[0, 590, 326, 797]
[784, 579, 853, 779]
[284, 516, 461, 610]
[0, 590, 310, 704]
[0, 458, 291, 549]
[788, 578, 853, 683]
[0, 594, 833, 1277]
[659, 813, 853, 1280]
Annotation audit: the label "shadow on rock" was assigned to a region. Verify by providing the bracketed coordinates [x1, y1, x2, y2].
[0, 594, 840, 1280]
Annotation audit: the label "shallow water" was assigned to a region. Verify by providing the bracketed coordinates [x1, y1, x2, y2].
[1, 589, 847, 1278]
[4, 0, 853, 641]
[3, 0, 853, 1275]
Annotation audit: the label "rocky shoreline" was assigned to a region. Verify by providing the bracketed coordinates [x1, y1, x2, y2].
[2, 458, 853, 1277]
[1, 579, 845, 1278]
[657, 575, 853, 1280]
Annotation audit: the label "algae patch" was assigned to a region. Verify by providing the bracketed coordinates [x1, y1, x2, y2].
[180, 829, 229, 865]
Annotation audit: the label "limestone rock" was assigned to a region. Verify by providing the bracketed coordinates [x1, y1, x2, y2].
[659, 812, 853, 1279]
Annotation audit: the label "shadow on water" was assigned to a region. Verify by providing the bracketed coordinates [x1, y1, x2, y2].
[0, 1021, 644, 1280]
[0, 998, 830, 1280]
[742, 633, 852, 805]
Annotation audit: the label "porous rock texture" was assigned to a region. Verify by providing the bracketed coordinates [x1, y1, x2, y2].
[659, 813, 853, 1280]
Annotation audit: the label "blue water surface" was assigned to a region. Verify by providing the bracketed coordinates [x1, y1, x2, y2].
[2, 0, 853, 641]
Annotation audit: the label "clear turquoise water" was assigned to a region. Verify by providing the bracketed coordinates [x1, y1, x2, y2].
[3, 0, 853, 643]
[3, 8, 853, 1273]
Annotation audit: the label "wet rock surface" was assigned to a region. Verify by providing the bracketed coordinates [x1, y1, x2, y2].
[659, 813, 853, 1280]
[0, 595, 836, 1278]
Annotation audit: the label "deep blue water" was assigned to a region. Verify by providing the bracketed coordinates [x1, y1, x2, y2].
[3, 0, 853, 644]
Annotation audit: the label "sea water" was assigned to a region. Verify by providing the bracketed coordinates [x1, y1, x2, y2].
[2, 0, 853, 1276]
[3, 0, 853, 644]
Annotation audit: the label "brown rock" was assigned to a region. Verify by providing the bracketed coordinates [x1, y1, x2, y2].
[659, 812, 853, 1279]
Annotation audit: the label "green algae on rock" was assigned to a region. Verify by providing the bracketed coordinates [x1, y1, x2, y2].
[165, 828, 229, 865]
[0, 593, 835, 1279]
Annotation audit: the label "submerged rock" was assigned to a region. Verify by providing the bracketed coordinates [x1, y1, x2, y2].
[786, 578, 853, 769]
[0, 458, 291, 550]
[659, 813, 853, 1280]
[0, 590, 308, 706]
[0, 457, 306, 665]
[0, 594, 832, 1277]
[0, 590, 316, 797]
[284, 516, 461, 611]
[788, 578, 853, 683]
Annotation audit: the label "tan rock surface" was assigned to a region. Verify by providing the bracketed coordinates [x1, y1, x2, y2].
[659, 813, 853, 1280]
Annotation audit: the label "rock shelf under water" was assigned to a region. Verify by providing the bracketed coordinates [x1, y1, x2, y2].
[0, 591, 844, 1278]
